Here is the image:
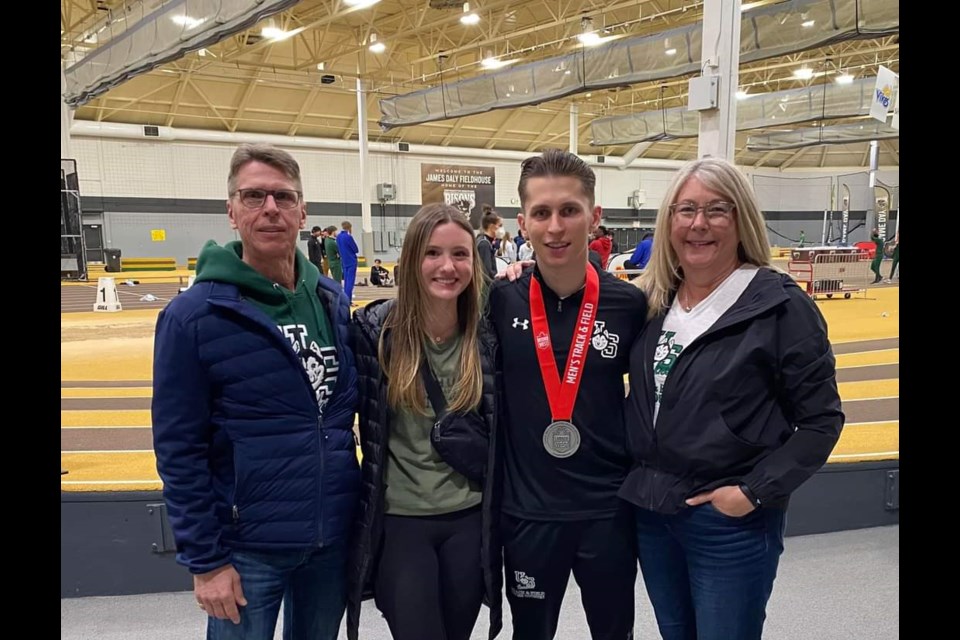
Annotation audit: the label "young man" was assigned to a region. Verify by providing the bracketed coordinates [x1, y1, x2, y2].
[337, 220, 360, 302]
[369, 258, 392, 287]
[324, 226, 342, 284]
[489, 149, 648, 640]
[588, 225, 612, 269]
[152, 143, 359, 640]
[307, 225, 327, 276]
[477, 207, 501, 280]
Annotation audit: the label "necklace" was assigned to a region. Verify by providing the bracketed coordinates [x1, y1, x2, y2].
[680, 285, 694, 312]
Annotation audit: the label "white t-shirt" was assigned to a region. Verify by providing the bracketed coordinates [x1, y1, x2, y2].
[518, 242, 534, 262]
[653, 265, 760, 424]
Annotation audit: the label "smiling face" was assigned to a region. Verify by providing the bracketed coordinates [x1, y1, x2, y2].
[420, 221, 475, 304]
[518, 175, 601, 272]
[227, 161, 306, 265]
[669, 176, 740, 281]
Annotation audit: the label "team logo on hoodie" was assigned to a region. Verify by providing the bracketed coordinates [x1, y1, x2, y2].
[280, 324, 339, 415]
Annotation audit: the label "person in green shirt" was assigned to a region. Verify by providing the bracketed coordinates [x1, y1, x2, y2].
[324, 225, 342, 283]
[347, 203, 501, 640]
[870, 228, 885, 283]
[886, 230, 899, 282]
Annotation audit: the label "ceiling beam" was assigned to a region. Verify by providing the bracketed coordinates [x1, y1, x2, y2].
[98, 78, 180, 120]
[781, 146, 811, 169]
[486, 111, 528, 149]
[287, 86, 322, 136]
[752, 149, 779, 168]
[186, 79, 234, 130]
[882, 139, 899, 165]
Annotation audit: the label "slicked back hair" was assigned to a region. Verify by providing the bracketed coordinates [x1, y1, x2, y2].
[518, 148, 596, 208]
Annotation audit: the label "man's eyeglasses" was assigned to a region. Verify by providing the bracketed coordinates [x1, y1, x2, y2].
[233, 189, 302, 209]
[669, 200, 736, 222]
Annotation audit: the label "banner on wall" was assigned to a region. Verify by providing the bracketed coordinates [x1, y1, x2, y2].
[870, 65, 898, 123]
[421, 164, 496, 230]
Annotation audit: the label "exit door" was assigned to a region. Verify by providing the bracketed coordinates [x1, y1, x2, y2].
[83, 225, 104, 263]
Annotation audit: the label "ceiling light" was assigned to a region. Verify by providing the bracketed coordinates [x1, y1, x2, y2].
[172, 15, 204, 29]
[316, 62, 325, 71]
[481, 56, 509, 69]
[368, 33, 386, 53]
[460, 3, 480, 25]
[802, 19, 815, 27]
[793, 67, 814, 80]
[578, 17, 602, 46]
[664, 48, 677, 56]
[261, 20, 291, 41]
[736, 89, 749, 100]
[834, 73, 854, 85]
[344, 0, 381, 8]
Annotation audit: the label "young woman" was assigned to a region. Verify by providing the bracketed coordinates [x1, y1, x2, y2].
[346, 203, 502, 640]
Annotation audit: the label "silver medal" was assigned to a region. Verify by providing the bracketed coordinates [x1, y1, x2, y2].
[542, 421, 581, 458]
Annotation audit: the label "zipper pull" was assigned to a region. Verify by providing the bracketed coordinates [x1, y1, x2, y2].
[557, 299, 562, 312]
[232, 505, 239, 522]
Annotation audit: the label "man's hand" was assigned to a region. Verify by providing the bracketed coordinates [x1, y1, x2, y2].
[496, 260, 535, 282]
[685, 486, 756, 518]
[195, 564, 247, 624]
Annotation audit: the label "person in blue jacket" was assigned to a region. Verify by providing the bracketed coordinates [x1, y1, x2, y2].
[337, 220, 361, 302]
[152, 143, 359, 640]
[627, 231, 654, 270]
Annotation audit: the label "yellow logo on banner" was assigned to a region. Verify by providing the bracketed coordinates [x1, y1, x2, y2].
[151, 229, 166, 242]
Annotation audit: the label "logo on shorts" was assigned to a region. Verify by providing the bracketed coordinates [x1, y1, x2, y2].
[510, 571, 545, 600]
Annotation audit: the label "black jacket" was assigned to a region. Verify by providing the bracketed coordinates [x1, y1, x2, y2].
[307, 235, 324, 267]
[619, 268, 844, 514]
[346, 299, 503, 640]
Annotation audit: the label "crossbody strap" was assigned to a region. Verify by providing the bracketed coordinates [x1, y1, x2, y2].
[419, 360, 448, 419]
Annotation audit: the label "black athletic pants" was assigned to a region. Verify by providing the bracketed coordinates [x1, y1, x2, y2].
[375, 506, 484, 640]
[502, 508, 637, 640]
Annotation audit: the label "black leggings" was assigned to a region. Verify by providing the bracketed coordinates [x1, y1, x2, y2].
[375, 506, 484, 640]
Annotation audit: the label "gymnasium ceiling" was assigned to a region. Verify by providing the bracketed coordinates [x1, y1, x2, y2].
[60, 0, 899, 170]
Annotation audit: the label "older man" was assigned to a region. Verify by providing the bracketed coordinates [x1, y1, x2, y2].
[152, 143, 359, 640]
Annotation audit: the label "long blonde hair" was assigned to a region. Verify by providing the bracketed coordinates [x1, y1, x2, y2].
[637, 157, 772, 317]
[379, 203, 486, 413]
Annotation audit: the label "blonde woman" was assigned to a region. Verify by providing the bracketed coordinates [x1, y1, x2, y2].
[346, 203, 501, 640]
[621, 158, 844, 639]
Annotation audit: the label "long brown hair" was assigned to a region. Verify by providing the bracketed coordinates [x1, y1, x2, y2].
[379, 203, 486, 413]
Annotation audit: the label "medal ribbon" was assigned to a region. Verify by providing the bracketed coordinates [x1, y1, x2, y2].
[528, 265, 600, 422]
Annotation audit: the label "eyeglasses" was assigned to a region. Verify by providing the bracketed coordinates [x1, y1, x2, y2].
[669, 200, 736, 222]
[233, 188, 302, 209]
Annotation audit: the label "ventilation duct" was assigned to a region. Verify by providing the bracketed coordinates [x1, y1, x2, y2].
[745, 121, 898, 151]
[63, 0, 298, 107]
[379, 0, 899, 130]
[591, 78, 875, 145]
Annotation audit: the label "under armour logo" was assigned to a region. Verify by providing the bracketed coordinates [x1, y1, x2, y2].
[512, 317, 530, 330]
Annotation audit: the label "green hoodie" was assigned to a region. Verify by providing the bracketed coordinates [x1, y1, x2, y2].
[195, 240, 339, 415]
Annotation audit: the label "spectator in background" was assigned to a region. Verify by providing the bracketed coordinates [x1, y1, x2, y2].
[517, 229, 534, 262]
[477, 207, 501, 280]
[497, 227, 517, 263]
[627, 232, 654, 270]
[152, 143, 359, 640]
[885, 230, 899, 283]
[325, 225, 342, 284]
[870, 228, 885, 284]
[338, 220, 361, 302]
[798, 229, 806, 248]
[514, 230, 526, 249]
[308, 225, 327, 276]
[589, 225, 613, 269]
[370, 259, 393, 287]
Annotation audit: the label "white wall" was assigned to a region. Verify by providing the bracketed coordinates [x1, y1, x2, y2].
[70, 135, 899, 260]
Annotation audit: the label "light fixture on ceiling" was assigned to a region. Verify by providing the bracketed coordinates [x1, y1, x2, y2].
[316, 62, 325, 71]
[368, 33, 386, 53]
[834, 72, 855, 85]
[344, 0, 381, 8]
[736, 89, 749, 100]
[261, 19, 291, 41]
[172, 15, 204, 29]
[664, 48, 677, 56]
[460, 3, 480, 25]
[793, 67, 814, 80]
[577, 17, 602, 46]
[802, 19, 815, 28]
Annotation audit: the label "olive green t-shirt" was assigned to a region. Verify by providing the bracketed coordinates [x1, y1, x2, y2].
[384, 334, 483, 516]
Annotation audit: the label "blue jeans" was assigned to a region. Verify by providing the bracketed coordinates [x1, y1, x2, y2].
[206, 542, 347, 640]
[634, 504, 786, 640]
